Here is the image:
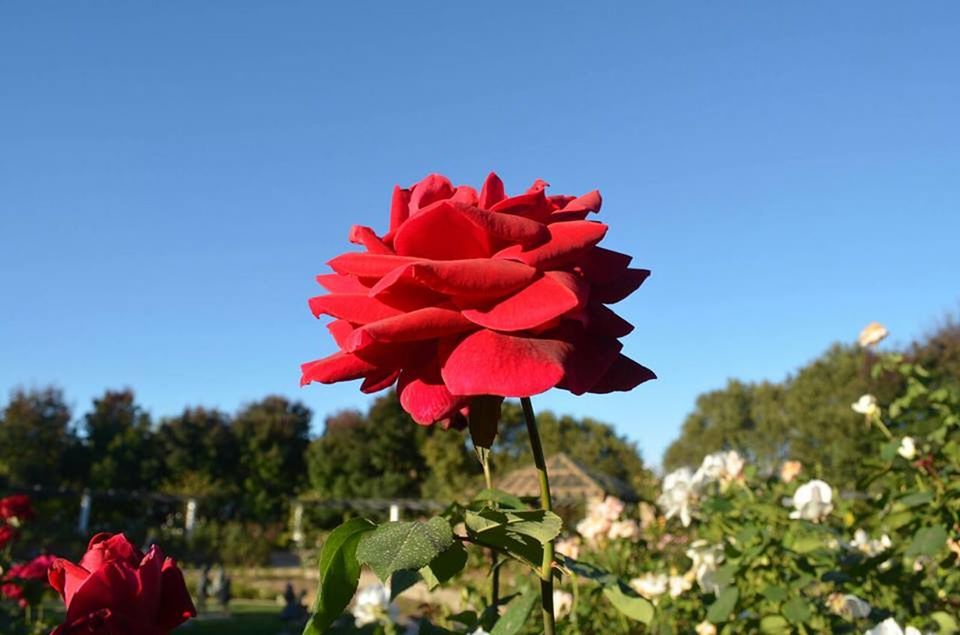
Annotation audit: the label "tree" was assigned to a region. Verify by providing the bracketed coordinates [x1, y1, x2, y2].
[0, 387, 78, 487]
[83, 389, 160, 491]
[232, 396, 312, 521]
[156, 407, 239, 504]
[306, 392, 427, 500]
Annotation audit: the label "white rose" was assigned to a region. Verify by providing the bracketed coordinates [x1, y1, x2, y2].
[629, 573, 668, 599]
[858, 321, 889, 348]
[552, 590, 573, 619]
[852, 394, 880, 417]
[658, 467, 697, 527]
[864, 617, 922, 635]
[898, 436, 917, 460]
[788, 479, 834, 522]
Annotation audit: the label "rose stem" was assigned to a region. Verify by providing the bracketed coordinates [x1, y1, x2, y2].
[521, 396, 556, 635]
[481, 450, 500, 606]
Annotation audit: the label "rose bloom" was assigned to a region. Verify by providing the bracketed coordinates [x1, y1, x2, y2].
[858, 321, 889, 348]
[2, 554, 57, 607]
[788, 479, 834, 522]
[779, 460, 803, 483]
[0, 494, 33, 524]
[48, 533, 196, 635]
[552, 590, 573, 619]
[301, 172, 654, 425]
[0, 524, 16, 549]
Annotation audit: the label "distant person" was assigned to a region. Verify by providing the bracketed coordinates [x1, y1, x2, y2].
[196, 564, 211, 613]
[280, 582, 300, 621]
[213, 564, 232, 615]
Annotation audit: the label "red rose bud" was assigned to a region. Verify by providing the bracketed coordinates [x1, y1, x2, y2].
[0, 495, 34, 524]
[48, 533, 196, 634]
[301, 172, 655, 426]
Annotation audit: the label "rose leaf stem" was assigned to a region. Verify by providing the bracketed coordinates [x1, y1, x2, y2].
[520, 396, 556, 635]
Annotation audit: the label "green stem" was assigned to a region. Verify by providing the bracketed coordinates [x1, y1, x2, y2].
[480, 448, 500, 607]
[521, 397, 556, 635]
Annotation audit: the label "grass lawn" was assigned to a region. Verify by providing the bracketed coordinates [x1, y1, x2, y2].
[178, 600, 294, 634]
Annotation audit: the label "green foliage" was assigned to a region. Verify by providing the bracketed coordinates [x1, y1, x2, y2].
[233, 396, 311, 519]
[356, 517, 454, 581]
[304, 518, 375, 635]
[490, 590, 538, 635]
[0, 387, 77, 486]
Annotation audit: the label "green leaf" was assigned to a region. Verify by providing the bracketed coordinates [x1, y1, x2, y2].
[706, 587, 739, 623]
[558, 555, 618, 585]
[931, 611, 959, 634]
[761, 586, 787, 602]
[303, 518, 375, 635]
[390, 569, 420, 601]
[490, 589, 538, 635]
[906, 525, 947, 558]
[603, 582, 655, 624]
[469, 395, 503, 448]
[419, 541, 468, 590]
[897, 491, 934, 508]
[473, 488, 526, 510]
[356, 517, 454, 581]
[466, 508, 562, 544]
[759, 615, 790, 634]
[465, 509, 562, 570]
[781, 598, 811, 624]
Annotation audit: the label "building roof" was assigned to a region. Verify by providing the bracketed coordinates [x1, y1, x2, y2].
[496, 453, 639, 504]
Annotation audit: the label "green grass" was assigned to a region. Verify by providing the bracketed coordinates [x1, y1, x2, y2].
[178, 600, 295, 634]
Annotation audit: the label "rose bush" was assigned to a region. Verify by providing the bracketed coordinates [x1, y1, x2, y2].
[48, 533, 195, 635]
[301, 172, 653, 426]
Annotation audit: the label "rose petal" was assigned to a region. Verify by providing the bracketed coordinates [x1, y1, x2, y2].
[455, 204, 550, 247]
[157, 557, 197, 630]
[593, 268, 650, 304]
[389, 185, 412, 235]
[393, 201, 494, 260]
[349, 226, 394, 255]
[309, 294, 404, 323]
[370, 259, 538, 301]
[346, 307, 476, 351]
[300, 353, 379, 385]
[80, 534, 142, 572]
[441, 330, 571, 396]
[490, 189, 553, 222]
[361, 369, 400, 393]
[460, 271, 587, 332]
[562, 336, 623, 395]
[327, 253, 423, 277]
[134, 547, 164, 621]
[315, 273, 370, 294]
[409, 173, 455, 212]
[578, 247, 632, 284]
[527, 179, 550, 193]
[588, 354, 656, 393]
[450, 185, 479, 206]
[585, 301, 634, 337]
[327, 319, 355, 348]
[48, 559, 91, 607]
[549, 190, 602, 222]
[478, 172, 506, 209]
[495, 221, 608, 269]
[65, 562, 137, 623]
[398, 365, 467, 425]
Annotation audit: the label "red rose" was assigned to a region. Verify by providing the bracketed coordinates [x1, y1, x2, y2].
[1, 554, 56, 607]
[0, 524, 15, 549]
[48, 533, 196, 635]
[0, 495, 34, 523]
[301, 172, 654, 425]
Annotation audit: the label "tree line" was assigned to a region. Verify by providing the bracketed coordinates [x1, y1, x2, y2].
[664, 316, 960, 487]
[0, 387, 654, 527]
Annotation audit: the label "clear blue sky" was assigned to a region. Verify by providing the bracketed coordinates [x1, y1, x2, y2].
[1, 3, 958, 468]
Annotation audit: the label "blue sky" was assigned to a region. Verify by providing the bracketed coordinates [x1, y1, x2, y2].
[1, 3, 958, 468]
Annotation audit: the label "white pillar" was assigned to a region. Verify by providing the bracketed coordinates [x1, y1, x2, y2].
[184, 498, 198, 539]
[292, 503, 305, 545]
[389, 503, 400, 522]
[78, 491, 92, 534]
